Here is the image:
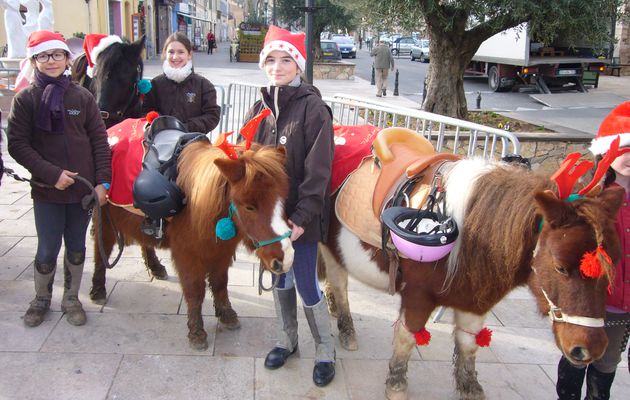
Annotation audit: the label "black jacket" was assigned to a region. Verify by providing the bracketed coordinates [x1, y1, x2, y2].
[245, 83, 334, 242]
[142, 72, 221, 133]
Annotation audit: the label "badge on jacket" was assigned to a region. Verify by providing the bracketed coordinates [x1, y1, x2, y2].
[186, 92, 196, 103]
[279, 136, 287, 145]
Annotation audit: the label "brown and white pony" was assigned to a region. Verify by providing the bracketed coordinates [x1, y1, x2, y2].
[319, 157, 624, 399]
[94, 141, 294, 350]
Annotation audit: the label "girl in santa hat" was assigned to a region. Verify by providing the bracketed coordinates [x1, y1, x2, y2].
[241, 25, 336, 387]
[142, 32, 220, 134]
[7, 30, 111, 328]
[556, 101, 630, 399]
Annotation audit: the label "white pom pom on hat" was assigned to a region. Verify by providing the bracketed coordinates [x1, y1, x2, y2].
[590, 101, 630, 156]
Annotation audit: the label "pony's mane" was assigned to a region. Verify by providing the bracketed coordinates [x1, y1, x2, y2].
[176, 141, 228, 237]
[93, 40, 144, 85]
[176, 141, 288, 238]
[448, 163, 554, 307]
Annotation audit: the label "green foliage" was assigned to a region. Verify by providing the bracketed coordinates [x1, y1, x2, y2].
[276, 0, 357, 39]
[72, 32, 86, 39]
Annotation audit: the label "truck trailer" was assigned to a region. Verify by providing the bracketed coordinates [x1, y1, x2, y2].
[465, 23, 607, 93]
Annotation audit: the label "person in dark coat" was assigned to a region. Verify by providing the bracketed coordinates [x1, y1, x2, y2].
[242, 25, 336, 387]
[7, 30, 111, 328]
[142, 32, 220, 133]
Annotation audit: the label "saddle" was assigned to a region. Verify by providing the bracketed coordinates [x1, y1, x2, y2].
[132, 116, 207, 238]
[371, 127, 461, 216]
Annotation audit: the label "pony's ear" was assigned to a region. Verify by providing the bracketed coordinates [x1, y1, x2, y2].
[126, 35, 146, 58]
[534, 190, 570, 228]
[597, 186, 625, 220]
[214, 158, 245, 184]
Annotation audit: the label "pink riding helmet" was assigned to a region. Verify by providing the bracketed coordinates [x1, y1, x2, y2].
[381, 207, 458, 262]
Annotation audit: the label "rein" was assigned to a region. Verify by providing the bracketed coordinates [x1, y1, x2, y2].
[2, 167, 125, 269]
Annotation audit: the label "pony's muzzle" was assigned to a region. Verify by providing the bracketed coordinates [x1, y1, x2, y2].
[569, 346, 591, 363]
[271, 259, 283, 273]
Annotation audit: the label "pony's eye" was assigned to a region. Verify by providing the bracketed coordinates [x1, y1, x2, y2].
[554, 265, 569, 276]
[245, 205, 257, 212]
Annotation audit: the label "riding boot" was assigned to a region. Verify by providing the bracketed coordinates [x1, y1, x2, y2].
[585, 365, 616, 400]
[23, 260, 56, 327]
[304, 297, 336, 387]
[61, 250, 87, 326]
[264, 287, 299, 369]
[556, 356, 586, 400]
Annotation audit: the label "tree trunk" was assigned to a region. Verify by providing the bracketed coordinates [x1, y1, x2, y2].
[423, 29, 477, 120]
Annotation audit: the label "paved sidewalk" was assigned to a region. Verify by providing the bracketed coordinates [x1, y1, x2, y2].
[1, 42, 629, 399]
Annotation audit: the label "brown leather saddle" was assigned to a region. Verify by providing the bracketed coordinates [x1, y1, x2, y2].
[371, 127, 461, 217]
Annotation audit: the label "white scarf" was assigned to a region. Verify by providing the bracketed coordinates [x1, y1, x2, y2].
[162, 60, 193, 83]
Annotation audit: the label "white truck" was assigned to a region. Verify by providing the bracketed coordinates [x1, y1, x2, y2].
[465, 23, 607, 93]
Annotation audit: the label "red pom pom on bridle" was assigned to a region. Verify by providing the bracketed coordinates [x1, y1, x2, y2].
[579, 246, 610, 279]
[475, 327, 493, 347]
[145, 111, 159, 124]
[414, 328, 431, 346]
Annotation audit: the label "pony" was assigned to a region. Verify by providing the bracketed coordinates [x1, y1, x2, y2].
[94, 140, 294, 350]
[319, 142, 624, 399]
[72, 36, 170, 283]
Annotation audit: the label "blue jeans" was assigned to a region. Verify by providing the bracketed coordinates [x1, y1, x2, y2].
[274, 242, 322, 306]
[33, 200, 91, 264]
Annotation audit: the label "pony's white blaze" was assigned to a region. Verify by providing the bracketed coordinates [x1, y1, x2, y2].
[271, 200, 294, 270]
[338, 226, 389, 291]
[444, 159, 498, 286]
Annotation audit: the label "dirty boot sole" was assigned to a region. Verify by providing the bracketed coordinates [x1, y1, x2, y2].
[24, 306, 50, 327]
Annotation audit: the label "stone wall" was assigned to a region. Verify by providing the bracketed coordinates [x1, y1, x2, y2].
[313, 62, 356, 80]
[514, 133, 592, 175]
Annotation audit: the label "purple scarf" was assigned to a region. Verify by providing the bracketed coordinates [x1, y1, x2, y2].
[34, 69, 71, 134]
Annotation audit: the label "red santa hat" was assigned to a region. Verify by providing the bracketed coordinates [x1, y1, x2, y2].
[26, 30, 71, 58]
[258, 25, 306, 72]
[83, 33, 123, 77]
[590, 101, 630, 155]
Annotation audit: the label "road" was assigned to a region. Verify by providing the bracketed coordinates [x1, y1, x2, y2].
[348, 46, 630, 135]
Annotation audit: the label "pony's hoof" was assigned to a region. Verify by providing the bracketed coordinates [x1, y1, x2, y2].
[149, 265, 168, 280]
[188, 332, 209, 351]
[340, 334, 358, 351]
[89, 287, 107, 304]
[385, 387, 408, 400]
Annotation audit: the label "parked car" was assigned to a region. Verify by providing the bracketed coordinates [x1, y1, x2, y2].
[391, 36, 417, 56]
[410, 39, 430, 63]
[320, 40, 342, 61]
[331, 36, 356, 58]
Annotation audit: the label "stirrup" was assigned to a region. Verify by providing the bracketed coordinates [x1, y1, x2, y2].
[141, 218, 164, 239]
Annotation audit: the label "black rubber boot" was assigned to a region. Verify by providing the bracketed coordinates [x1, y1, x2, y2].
[556, 356, 586, 400]
[304, 297, 336, 387]
[585, 365, 616, 400]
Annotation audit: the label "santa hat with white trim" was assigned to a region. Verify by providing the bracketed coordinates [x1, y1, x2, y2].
[26, 30, 71, 58]
[258, 25, 306, 72]
[590, 101, 630, 155]
[83, 33, 123, 77]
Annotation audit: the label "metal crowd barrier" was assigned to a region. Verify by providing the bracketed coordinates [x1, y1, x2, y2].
[0, 67, 19, 90]
[218, 82, 521, 159]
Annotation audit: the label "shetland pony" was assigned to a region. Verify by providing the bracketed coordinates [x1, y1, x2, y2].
[319, 158, 624, 399]
[72, 36, 170, 283]
[94, 141, 293, 350]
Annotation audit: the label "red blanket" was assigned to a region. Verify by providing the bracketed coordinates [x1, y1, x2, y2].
[107, 117, 148, 206]
[331, 124, 380, 193]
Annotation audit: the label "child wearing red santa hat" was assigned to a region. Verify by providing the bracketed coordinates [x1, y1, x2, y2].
[242, 25, 336, 387]
[556, 101, 630, 399]
[7, 30, 111, 328]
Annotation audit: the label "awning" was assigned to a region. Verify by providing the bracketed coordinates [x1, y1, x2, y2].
[176, 12, 212, 23]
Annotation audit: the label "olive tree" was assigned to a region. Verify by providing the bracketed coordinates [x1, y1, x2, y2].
[336, 0, 618, 119]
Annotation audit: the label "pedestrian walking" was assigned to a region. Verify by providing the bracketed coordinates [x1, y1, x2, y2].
[242, 25, 336, 387]
[7, 30, 111, 328]
[370, 39, 394, 97]
[206, 31, 216, 55]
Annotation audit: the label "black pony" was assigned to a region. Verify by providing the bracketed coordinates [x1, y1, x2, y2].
[71, 35, 170, 299]
[72, 36, 146, 128]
